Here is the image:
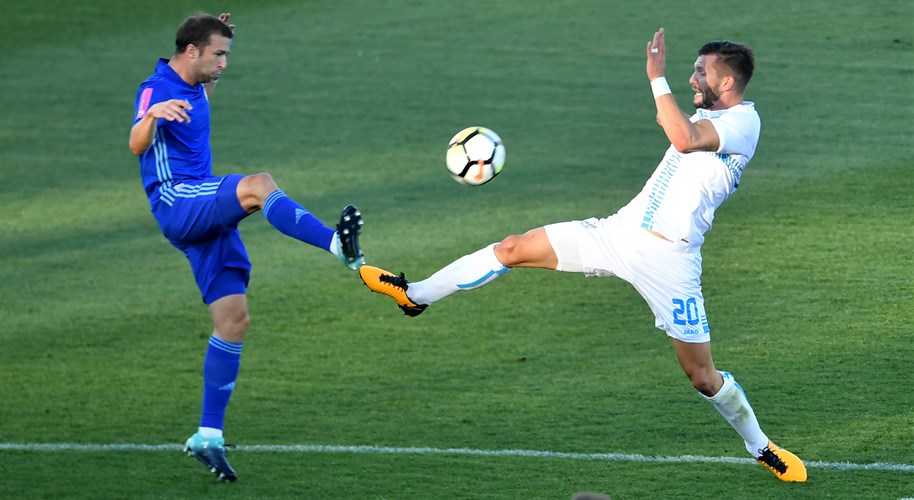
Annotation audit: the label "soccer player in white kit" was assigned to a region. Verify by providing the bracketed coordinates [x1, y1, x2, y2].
[360, 28, 807, 482]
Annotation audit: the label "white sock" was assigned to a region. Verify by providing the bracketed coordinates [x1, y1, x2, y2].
[704, 371, 770, 457]
[408, 243, 510, 305]
[198, 426, 223, 439]
[328, 232, 341, 257]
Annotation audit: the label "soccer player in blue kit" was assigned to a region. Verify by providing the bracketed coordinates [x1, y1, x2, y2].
[129, 13, 364, 481]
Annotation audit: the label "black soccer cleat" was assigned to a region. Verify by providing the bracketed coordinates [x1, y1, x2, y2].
[398, 301, 428, 317]
[336, 204, 365, 270]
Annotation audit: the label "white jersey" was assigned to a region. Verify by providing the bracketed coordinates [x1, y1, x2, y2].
[617, 101, 761, 250]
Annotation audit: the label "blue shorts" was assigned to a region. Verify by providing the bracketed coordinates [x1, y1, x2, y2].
[151, 174, 252, 304]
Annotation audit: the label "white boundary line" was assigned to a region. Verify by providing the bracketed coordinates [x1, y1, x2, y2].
[1, 442, 912, 473]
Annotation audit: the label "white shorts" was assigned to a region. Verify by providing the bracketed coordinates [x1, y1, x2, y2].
[543, 215, 710, 343]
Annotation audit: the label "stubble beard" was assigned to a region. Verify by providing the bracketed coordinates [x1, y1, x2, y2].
[693, 85, 720, 110]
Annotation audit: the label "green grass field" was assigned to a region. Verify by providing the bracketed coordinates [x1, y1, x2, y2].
[1, 0, 912, 498]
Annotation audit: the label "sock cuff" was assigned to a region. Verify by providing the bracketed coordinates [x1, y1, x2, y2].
[198, 426, 224, 438]
[328, 231, 340, 256]
[704, 370, 735, 402]
[454, 244, 511, 290]
[262, 189, 287, 219]
[484, 243, 509, 272]
[209, 336, 244, 356]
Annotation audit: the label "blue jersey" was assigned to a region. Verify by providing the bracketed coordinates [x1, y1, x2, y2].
[133, 58, 213, 204]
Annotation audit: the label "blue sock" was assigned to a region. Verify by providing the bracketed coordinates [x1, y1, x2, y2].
[199, 336, 243, 431]
[262, 190, 335, 251]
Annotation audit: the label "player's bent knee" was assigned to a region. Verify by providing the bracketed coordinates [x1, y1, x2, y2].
[238, 172, 278, 209]
[216, 312, 250, 342]
[494, 235, 525, 267]
[687, 371, 719, 396]
[247, 172, 277, 193]
[211, 298, 251, 342]
[495, 229, 556, 269]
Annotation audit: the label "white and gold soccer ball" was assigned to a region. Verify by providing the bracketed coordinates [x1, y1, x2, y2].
[445, 126, 506, 186]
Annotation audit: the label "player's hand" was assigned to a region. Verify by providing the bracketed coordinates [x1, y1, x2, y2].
[646, 27, 666, 81]
[147, 99, 192, 123]
[218, 12, 235, 34]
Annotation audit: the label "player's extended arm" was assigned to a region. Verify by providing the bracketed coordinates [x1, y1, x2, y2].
[204, 12, 235, 98]
[645, 28, 719, 153]
[129, 99, 192, 155]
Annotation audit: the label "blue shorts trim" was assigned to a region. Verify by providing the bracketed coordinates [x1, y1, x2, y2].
[152, 174, 249, 243]
[151, 174, 252, 303]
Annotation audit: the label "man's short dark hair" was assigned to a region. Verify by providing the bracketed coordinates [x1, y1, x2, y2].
[175, 14, 233, 54]
[699, 40, 755, 91]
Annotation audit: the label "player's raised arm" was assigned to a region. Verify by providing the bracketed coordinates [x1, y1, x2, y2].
[646, 28, 720, 153]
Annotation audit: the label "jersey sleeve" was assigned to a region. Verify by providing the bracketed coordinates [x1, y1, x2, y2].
[709, 106, 761, 157]
[133, 82, 169, 125]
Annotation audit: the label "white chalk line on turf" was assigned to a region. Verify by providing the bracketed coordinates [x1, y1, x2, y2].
[1, 442, 912, 473]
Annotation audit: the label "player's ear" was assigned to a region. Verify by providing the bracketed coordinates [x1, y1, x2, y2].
[720, 74, 735, 93]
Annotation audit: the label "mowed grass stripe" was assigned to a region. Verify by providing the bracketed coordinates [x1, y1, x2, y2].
[2, 442, 912, 473]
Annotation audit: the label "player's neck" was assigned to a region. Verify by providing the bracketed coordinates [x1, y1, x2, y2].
[710, 92, 745, 111]
[168, 56, 200, 86]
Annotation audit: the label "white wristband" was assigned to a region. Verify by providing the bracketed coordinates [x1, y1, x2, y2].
[650, 77, 671, 98]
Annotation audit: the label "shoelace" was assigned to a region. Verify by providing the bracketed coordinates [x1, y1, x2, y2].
[378, 272, 409, 290]
[757, 447, 787, 474]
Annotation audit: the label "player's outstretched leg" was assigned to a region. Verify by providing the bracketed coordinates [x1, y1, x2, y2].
[701, 369, 807, 482]
[359, 265, 428, 316]
[335, 204, 364, 270]
[184, 433, 237, 482]
[756, 442, 807, 482]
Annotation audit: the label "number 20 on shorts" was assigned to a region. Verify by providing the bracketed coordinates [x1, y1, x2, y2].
[672, 298, 700, 326]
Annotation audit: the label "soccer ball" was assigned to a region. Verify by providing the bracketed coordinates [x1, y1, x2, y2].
[445, 126, 506, 186]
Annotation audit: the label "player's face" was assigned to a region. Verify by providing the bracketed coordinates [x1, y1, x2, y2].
[689, 54, 724, 110]
[194, 34, 231, 83]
